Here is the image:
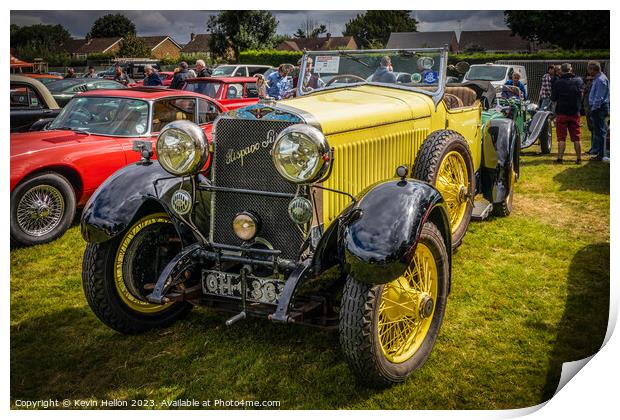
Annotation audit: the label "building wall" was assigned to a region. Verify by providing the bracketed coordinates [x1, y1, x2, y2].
[106, 43, 122, 55]
[151, 39, 181, 60]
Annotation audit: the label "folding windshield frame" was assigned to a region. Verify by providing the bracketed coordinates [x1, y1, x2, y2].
[297, 46, 448, 107]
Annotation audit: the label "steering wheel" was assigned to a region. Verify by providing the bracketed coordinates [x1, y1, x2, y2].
[326, 74, 366, 86]
[501, 85, 522, 99]
[73, 107, 94, 121]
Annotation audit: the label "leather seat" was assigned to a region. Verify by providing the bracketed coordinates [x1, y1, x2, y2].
[445, 86, 477, 107]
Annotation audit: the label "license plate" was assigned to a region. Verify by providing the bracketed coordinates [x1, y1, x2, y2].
[201, 270, 284, 305]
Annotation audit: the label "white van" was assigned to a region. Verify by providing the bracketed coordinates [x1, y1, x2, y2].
[462, 63, 528, 96]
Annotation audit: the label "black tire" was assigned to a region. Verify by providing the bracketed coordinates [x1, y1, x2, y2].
[493, 169, 516, 217]
[339, 222, 450, 387]
[82, 213, 192, 334]
[10, 172, 76, 246]
[412, 130, 474, 248]
[539, 117, 552, 154]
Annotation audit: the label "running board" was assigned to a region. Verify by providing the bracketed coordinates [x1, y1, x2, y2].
[472, 199, 493, 221]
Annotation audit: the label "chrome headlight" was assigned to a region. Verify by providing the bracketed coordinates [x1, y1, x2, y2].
[271, 124, 331, 184]
[156, 120, 209, 176]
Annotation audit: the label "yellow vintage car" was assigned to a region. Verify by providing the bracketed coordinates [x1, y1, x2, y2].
[80, 47, 519, 387]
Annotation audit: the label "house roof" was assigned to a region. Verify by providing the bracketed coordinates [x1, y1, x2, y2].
[180, 34, 212, 53]
[74, 37, 123, 54]
[59, 38, 88, 54]
[138, 36, 181, 51]
[277, 36, 356, 51]
[459, 30, 531, 52]
[386, 31, 458, 50]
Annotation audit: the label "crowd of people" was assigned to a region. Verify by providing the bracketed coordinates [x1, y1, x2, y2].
[538, 61, 610, 164]
[60, 56, 610, 164]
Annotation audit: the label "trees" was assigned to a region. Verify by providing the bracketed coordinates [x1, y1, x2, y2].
[207, 11, 278, 62]
[88, 13, 136, 39]
[11, 24, 71, 51]
[118, 35, 151, 58]
[294, 18, 327, 38]
[504, 11, 610, 49]
[344, 11, 418, 48]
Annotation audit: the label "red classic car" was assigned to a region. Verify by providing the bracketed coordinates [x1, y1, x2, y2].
[181, 76, 260, 110]
[131, 71, 175, 87]
[10, 87, 226, 246]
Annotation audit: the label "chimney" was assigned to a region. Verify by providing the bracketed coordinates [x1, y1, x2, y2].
[190, 33, 196, 42]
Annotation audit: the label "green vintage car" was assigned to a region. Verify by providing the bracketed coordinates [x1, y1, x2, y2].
[81, 47, 519, 386]
[492, 85, 554, 154]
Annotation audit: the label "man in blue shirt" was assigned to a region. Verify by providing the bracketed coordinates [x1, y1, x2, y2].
[504, 71, 528, 100]
[143, 65, 162, 87]
[266, 64, 293, 99]
[371, 56, 397, 84]
[587, 61, 610, 161]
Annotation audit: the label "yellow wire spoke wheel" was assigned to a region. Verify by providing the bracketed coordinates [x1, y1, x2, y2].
[377, 242, 439, 364]
[436, 151, 469, 234]
[114, 213, 178, 314]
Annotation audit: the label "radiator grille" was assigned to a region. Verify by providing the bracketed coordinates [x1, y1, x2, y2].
[322, 128, 429, 224]
[212, 118, 303, 259]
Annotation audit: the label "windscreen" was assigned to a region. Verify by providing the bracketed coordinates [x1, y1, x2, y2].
[465, 66, 508, 81]
[211, 66, 236, 77]
[299, 49, 444, 95]
[45, 79, 84, 92]
[49, 96, 149, 136]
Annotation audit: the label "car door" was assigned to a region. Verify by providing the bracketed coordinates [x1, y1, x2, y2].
[139, 97, 198, 161]
[10, 83, 58, 132]
[197, 97, 224, 141]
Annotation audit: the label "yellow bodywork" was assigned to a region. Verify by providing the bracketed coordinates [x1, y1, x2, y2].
[283, 85, 482, 226]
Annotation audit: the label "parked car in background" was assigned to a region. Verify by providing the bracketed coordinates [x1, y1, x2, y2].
[212, 64, 272, 77]
[10, 75, 61, 132]
[98, 59, 160, 80]
[182, 76, 260, 110]
[80, 47, 519, 387]
[22, 73, 63, 83]
[10, 88, 227, 246]
[263, 67, 278, 78]
[132, 71, 175, 87]
[462, 63, 528, 96]
[45, 78, 127, 107]
[491, 90, 553, 154]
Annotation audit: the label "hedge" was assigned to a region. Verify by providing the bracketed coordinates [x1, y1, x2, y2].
[238, 50, 304, 66]
[449, 49, 610, 64]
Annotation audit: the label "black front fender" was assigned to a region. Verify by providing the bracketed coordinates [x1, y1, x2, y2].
[482, 118, 518, 203]
[327, 179, 451, 287]
[80, 161, 209, 244]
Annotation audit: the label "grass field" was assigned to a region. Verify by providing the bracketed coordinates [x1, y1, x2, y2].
[10, 125, 610, 409]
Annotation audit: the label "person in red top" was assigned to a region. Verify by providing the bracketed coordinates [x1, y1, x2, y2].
[551, 63, 585, 164]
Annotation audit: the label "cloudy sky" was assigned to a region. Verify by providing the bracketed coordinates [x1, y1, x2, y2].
[10, 10, 508, 45]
